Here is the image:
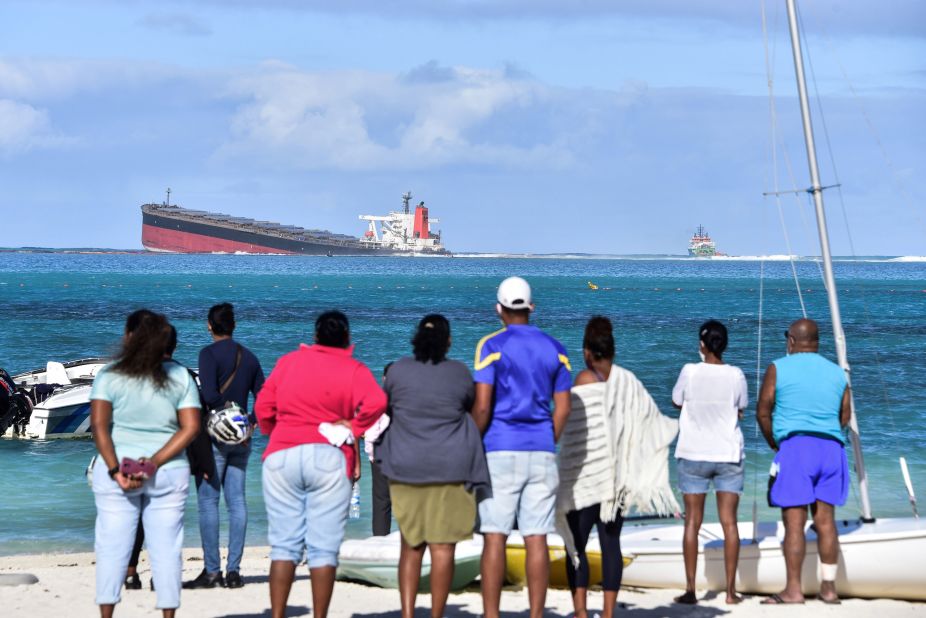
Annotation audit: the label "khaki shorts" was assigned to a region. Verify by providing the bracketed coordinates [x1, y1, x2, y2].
[389, 482, 476, 547]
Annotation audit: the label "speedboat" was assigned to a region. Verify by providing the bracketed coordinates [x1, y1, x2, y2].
[1, 358, 107, 440]
[337, 532, 483, 591]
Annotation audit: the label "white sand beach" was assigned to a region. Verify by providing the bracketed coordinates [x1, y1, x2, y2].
[1, 547, 923, 617]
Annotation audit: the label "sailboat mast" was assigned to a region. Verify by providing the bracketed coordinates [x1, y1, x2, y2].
[785, 0, 873, 521]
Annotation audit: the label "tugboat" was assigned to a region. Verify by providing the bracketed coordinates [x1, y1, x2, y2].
[687, 225, 721, 257]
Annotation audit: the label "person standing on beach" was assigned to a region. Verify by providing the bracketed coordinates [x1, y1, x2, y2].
[377, 315, 489, 618]
[185, 303, 264, 590]
[472, 276, 572, 618]
[90, 310, 201, 618]
[672, 320, 748, 605]
[124, 322, 180, 591]
[119, 313, 161, 592]
[757, 318, 851, 605]
[367, 363, 394, 537]
[556, 316, 679, 618]
[255, 311, 386, 618]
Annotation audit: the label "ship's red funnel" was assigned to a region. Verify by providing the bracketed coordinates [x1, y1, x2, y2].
[413, 203, 430, 239]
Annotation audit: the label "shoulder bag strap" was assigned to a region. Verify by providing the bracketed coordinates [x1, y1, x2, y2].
[218, 345, 243, 396]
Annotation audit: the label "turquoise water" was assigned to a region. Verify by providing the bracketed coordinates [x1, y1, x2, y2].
[0, 254, 924, 556]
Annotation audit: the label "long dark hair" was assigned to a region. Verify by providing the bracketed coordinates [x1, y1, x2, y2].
[699, 319, 728, 357]
[111, 310, 173, 388]
[412, 314, 450, 364]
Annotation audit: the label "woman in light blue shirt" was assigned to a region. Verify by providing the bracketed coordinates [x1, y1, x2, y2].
[90, 310, 201, 618]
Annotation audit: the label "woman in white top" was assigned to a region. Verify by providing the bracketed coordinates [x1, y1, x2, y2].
[672, 320, 747, 606]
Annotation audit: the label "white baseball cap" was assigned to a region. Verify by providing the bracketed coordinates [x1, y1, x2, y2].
[497, 276, 532, 310]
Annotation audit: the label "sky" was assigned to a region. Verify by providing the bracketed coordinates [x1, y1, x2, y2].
[1, 0, 924, 255]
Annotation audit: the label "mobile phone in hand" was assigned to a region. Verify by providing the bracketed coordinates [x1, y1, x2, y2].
[120, 457, 157, 479]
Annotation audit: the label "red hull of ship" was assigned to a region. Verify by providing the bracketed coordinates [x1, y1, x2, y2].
[141, 224, 298, 254]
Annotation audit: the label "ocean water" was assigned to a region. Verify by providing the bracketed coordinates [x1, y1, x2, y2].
[0, 253, 923, 556]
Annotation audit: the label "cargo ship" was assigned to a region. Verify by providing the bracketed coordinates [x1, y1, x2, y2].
[141, 191, 448, 255]
[688, 225, 722, 257]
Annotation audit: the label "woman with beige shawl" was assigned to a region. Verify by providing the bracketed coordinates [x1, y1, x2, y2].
[556, 317, 679, 618]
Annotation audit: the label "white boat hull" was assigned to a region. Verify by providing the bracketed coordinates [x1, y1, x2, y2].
[2, 359, 105, 440]
[19, 385, 93, 440]
[337, 532, 483, 591]
[620, 517, 926, 600]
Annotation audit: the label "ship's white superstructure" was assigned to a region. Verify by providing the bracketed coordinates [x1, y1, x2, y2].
[359, 192, 445, 253]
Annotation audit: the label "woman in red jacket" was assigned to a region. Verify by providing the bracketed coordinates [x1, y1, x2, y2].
[255, 311, 387, 618]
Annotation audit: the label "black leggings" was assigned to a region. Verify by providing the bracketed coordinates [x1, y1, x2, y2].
[565, 504, 624, 591]
[128, 516, 145, 569]
[371, 459, 392, 536]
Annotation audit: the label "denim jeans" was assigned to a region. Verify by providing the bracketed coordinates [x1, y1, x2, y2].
[93, 459, 189, 609]
[262, 443, 351, 568]
[196, 441, 250, 574]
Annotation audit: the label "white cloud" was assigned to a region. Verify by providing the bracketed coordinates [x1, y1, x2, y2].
[0, 59, 203, 101]
[218, 62, 586, 171]
[0, 99, 62, 153]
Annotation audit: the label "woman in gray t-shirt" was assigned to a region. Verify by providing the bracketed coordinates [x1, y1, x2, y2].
[376, 314, 488, 618]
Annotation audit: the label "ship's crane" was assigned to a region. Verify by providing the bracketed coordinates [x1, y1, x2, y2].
[402, 191, 412, 215]
[358, 214, 395, 242]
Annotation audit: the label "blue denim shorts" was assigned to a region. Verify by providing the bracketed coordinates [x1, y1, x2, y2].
[262, 444, 351, 568]
[478, 450, 558, 536]
[677, 458, 745, 495]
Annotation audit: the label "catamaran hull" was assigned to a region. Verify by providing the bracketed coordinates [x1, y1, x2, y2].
[620, 518, 926, 600]
[337, 533, 482, 590]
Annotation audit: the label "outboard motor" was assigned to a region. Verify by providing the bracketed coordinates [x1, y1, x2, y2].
[9, 390, 34, 436]
[0, 369, 16, 435]
[0, 369, 37, 437]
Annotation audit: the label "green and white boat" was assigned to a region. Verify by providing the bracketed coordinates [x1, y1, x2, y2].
[687, 225, 719, 257]
[337, 532, 482, 591]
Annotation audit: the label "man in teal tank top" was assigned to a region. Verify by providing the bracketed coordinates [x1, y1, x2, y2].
[757, 319, 851, 605]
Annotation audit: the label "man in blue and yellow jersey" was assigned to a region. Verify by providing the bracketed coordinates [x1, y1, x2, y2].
[472, 276, 572, 618]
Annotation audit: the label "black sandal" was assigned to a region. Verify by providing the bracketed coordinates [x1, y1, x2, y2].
[124, 573, 142, 590]
[761, 593, 805, 605]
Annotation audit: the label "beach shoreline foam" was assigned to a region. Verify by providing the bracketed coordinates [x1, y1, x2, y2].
[1, 546, 922, 617]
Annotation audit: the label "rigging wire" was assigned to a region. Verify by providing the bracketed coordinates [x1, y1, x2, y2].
[815, 22, 926, 238]
[751, 258, 766, 542]
[798, 5, 900, 442]
[760, 3, 827, 288]
[761, 0, 807, 318]
[791, 0, 872, 516]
